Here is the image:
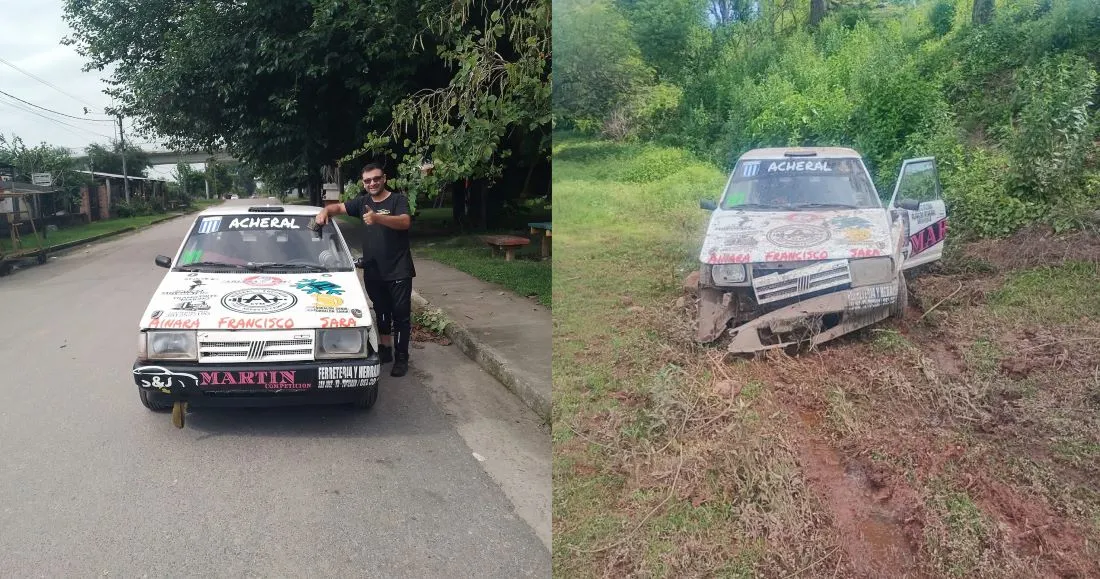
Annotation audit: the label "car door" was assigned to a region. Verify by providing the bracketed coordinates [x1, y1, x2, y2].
[888, 157, 947, 270]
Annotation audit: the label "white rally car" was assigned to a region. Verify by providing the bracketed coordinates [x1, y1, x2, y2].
[132, 204, 381, 427]
[696, 148, 948, 353]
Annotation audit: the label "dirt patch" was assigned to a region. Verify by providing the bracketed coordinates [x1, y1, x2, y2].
[411, 322, 452, 346]
[966, 226, 1100, 272]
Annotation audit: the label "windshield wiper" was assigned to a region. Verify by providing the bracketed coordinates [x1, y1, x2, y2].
[250, 262, 329, 272]
[788, 202, 861, 209]
[177, 261, 250, 271]
[725, 203, 790, 211]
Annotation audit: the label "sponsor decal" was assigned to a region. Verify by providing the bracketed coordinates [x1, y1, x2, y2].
[295, 278, 344, 295]
[321, 317, 357, 328]
[221, 288, 298, 314]
[784, 213, 827, 223]
[849, 248, 884, 258]
[199, 370, 311, 390]
[911, 209, 936, 223]
[217, 317, 295, 329]
[763, 250, 829, 261]
[766, 160, 832, 172]
[317, 364, 380, 389]
[227, 216, 301, 229]
[721, 233, 758, 248]
[243, 275, 285, 287]
[351, 308, 363, 319]
[766, 224, 831, 248]
[741, 161, 760, 177]
[846, 284, 898, 310]
[151, 310, 163, 319]
[314, 294, 343, 307]
[909, 219, 948, 257]
[148, 318, 200, 329]
[843, 228, 873, 242]
[173, 299, 210, 311]
[197, 217, 222, 234]
[134, 366, 200, 392]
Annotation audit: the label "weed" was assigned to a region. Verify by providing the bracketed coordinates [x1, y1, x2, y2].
[924, 482, 997, 577]
[412, 308, 448, 335]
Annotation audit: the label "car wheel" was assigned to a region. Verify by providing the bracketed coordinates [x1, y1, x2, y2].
[138, 388, 173, 412]
[891, 271, 908, 319]
[350, 382, 379, 411]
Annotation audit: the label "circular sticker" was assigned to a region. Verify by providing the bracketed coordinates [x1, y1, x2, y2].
[243, 275, 285, 287]
[351, 308, 363, 319]
[766, 224, 831, 248]
[221, 288, 298, 314]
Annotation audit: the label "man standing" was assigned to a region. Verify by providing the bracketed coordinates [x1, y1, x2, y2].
[315, 163, 415, 377]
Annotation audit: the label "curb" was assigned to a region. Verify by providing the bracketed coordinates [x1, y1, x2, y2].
[42, 212, 190, 254]
[411, 290, 551, 423]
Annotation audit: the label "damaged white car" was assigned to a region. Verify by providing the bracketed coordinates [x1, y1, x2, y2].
[695, 147, 948, 353]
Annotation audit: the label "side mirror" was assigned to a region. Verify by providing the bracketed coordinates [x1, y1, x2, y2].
[897, 199, 921, 211]
[155, 255, 172, 269]
[354, 257, 365, 269]
[700, 199, 717, 211]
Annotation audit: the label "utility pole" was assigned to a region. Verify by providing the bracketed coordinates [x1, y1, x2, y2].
[117, 115, 130, 202]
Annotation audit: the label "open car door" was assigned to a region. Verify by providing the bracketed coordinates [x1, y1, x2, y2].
[888, 157, 947, 270]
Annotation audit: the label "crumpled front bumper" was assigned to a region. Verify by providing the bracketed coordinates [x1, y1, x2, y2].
[724, 282, 898, 353]
[132, 356, 381, 408]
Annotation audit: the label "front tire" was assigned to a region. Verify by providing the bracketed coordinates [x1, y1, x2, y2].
[139, 388, 172, 412]
[891, 271, 908, 319]
[350, 382, 379, 410]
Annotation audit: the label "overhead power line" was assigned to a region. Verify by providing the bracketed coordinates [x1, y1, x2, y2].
[0, 88, 115, 122]
[0, 55, 102, 110]
[0, 96, 115, 140]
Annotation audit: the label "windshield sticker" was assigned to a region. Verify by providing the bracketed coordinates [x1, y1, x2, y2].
[199, 371, 311, 390]
[909, 219, 947, 256]
[180, 249, 203, 264]
[134, 366, 199, 392]
[198, 217, 221, 234]
[766, 160, 832, 173]
[725, 191, 748, 205]
[217, 317, 296, 330]
[221, 288, 298, 314]
[766, 224, 831, 248]
[227, 216, 302, 230]
[741, 162, 760, 177]
[295, 278, 344, 295]
[318, 365, 380, 389]
[763, 250, 829, 261]
[147, 318, 200, 329]
[243, 275, 285, 287]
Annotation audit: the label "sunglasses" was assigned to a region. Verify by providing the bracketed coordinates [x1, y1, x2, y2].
[363, 176, 385, 184]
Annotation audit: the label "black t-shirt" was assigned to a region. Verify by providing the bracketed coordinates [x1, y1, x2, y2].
[344, 190, 416, 281]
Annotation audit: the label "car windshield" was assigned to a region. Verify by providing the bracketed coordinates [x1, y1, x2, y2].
[173, 213, 354, 272]
[720, 157, 880, 210]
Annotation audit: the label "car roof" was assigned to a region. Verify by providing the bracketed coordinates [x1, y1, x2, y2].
[194, 201, 322, 217]
[738, 147, 863, 160]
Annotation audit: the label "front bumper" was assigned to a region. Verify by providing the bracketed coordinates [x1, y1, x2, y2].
[132, 356, 381, 408]
[724, 282, 898, 353]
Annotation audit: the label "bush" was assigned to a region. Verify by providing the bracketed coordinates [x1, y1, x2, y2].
[929, 0, 955, 37]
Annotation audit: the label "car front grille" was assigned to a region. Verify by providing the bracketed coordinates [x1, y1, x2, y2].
[752, 260, 852, 305]
[197, 330, 314, 363]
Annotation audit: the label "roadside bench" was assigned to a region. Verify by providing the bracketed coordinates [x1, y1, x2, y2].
[528, 221, 552, 258]
[483, 235, 530, 261]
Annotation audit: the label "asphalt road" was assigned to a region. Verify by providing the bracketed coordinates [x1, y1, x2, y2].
[0, 203, 550, 577]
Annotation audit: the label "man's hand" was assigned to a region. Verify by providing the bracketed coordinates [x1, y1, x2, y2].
[363, 208, 376, 225]
[315, 209, 329, 225]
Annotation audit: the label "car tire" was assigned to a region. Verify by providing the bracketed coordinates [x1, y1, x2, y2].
[138, 388, 173, 412]
[350, 382, 379, 411]
[891, 271, 908, 319]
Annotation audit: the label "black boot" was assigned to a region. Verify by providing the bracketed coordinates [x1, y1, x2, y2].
[390, 355, 408, 377]
[378, 345, 393, 364]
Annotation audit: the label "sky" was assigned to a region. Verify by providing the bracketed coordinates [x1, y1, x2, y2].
[0, 0, 184, 181]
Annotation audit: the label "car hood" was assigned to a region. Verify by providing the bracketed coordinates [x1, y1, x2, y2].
[139, 271, 371, 330]
[699, 208, 894, 264]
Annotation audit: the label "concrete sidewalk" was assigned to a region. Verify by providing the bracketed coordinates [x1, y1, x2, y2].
[337, 219, 551, 421]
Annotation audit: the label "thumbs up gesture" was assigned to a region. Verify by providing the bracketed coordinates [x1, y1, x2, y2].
[363, 207, 377, 225]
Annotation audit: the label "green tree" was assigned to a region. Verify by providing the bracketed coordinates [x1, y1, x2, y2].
[618, 0, 705, 82]
[84, 142, 151, 178]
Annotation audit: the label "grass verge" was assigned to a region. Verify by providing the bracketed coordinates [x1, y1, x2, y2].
[413, 235, 551, 308]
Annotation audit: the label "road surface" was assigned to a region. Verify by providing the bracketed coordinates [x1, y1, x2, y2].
[0, 202, 550, 577]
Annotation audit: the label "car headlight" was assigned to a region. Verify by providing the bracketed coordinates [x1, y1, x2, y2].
[141, 331, 197, 361]
[849, 257, 895, 286]
[711, 263, 748, 285]
[316, 328, 367, 358]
